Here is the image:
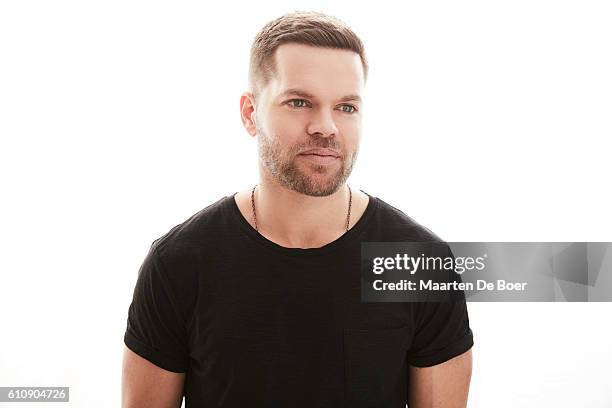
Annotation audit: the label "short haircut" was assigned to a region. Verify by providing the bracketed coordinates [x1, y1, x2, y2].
[248, 10, 369, 98]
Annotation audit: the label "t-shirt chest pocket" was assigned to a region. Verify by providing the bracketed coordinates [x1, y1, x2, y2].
[343, 325, 412, 407]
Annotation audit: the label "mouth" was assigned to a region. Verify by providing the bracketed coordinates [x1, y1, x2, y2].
[297, 152, 341, 165]
[298, 148, 341, 158]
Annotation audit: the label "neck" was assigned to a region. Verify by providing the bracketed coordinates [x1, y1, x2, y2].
[252, 179, 352, 249]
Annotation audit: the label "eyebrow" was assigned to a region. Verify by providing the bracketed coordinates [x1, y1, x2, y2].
[278, 88, 362, 103]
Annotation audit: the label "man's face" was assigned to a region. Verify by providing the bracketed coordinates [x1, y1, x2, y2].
[253, 43, 364, 197]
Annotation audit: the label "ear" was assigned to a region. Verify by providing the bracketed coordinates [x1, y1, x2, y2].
[240, 92, 258, 137]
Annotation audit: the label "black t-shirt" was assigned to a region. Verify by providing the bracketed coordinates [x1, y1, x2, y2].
[124, 191, 474, 407]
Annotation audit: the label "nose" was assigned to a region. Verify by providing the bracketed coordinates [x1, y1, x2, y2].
[306, 108, 338, 138]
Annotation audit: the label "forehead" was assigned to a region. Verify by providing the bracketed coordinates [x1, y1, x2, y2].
[268, 43, 364, 98]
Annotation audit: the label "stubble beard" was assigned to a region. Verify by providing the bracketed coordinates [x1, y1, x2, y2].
[257, 125, 358, 197]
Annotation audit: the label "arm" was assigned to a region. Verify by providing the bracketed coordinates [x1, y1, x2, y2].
[122, 346, 186, 408]
[408, 348, 473, 408]
[123, 246, 191, 407]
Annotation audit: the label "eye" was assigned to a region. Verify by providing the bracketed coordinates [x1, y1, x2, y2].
[285, 99, 358, 114]
[286, 99, 310, 108]
[339, 104, 358, 114]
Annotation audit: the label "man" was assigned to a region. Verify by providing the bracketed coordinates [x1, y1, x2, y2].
[122, 10, 473, 408]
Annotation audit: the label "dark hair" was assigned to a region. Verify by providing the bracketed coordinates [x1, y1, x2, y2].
[248, 10, 368, 98]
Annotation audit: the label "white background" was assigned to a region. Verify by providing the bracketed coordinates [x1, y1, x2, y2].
[1, 1, 611, 407]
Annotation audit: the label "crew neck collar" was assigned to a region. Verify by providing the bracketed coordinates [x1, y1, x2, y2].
[226, 190, 378, 258]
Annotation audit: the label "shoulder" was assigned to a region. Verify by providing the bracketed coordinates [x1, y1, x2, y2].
[132, 197, 234, 332]
[369, 195, 445, 243]
[150, 194, 233, 262]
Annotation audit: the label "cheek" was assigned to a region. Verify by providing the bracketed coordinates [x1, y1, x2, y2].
[336, 112, 360, 130]
[340, 123, 361, 147]
[269, 115, 304, 142]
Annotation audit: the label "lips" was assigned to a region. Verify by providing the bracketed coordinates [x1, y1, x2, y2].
[297, 148, 341, 166]
[298, 148, 340, 158]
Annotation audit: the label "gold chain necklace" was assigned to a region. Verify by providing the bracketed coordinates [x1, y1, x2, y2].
[250, 185, 352, 232]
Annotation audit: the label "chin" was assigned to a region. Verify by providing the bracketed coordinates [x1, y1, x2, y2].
[301, 178, 346, 197]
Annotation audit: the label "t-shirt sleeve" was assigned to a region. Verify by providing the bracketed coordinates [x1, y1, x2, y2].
[124, 245, 189, 373]
[406, 244, 474, 367]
